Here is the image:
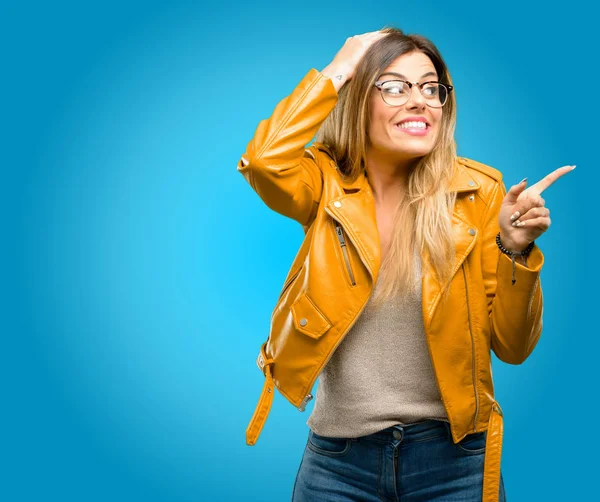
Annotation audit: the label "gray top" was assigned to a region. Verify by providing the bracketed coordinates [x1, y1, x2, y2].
[306, 255, 449, 438]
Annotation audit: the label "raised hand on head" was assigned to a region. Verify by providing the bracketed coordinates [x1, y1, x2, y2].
[321, 30, 388, 91]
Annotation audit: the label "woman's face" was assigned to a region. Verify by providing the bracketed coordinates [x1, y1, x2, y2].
[368, 51, 443, 162]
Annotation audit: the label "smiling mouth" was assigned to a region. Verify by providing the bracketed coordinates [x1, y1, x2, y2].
[394, 121, 430, 130]
[392, 122, 431, 137]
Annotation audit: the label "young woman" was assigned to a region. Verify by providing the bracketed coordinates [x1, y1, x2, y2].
[238, 27, 573, 502]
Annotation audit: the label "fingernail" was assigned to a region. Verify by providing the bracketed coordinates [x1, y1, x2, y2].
[510, 211, 520, 221]
[519, 177, 528, 184]
[571, 165, 577, 170]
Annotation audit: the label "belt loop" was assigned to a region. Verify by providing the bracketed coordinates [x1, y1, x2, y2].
[492, 401, 503, 417]
[256, 341, 274, 375]
[442, 420, 452, 438]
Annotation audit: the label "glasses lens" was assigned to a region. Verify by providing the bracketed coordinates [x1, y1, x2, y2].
[421, 83, 448, 107]
[380, 81, 411, 106]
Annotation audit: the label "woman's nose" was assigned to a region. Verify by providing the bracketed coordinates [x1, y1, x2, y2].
[405, 86, 427, 109]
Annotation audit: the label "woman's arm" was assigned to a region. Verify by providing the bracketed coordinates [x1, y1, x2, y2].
[237, 31, 386, 226]
[481, 180, 545, 365]
[237, 69, 338, 226]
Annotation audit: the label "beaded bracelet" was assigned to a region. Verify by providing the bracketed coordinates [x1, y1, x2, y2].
[495, 232, 535, 285]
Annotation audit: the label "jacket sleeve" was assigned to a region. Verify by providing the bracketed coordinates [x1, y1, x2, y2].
[237, 68, 338, 226]
[481, 179, 545, 365]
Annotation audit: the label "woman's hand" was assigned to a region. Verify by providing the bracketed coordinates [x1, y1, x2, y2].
[321, 31, 388, 91]
[498, 165, 576, 252]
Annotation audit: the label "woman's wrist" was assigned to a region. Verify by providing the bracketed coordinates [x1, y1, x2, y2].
[496, 232, 536, 284]
[498, 232, 530, 253]
[320, 63, 351, 91]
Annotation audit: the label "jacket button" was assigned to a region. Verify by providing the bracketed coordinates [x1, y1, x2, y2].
[468, 181, 475, 186]
[300, 318, 308, 326]
[468, 228, 476, 236]
[333, 201, 342, 208]
[468, 195, 474, 201]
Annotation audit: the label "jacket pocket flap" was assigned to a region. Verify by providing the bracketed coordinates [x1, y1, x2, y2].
[291, 293, 332, 339]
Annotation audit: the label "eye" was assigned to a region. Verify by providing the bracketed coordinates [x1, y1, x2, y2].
[382, 81, 409, 96]
[422, 83, 439, 97]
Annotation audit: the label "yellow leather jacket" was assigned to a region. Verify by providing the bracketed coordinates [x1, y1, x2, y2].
[237, 68, 544, 502]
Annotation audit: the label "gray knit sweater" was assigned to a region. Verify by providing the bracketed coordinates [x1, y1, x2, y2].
[306, 255, 449, 438]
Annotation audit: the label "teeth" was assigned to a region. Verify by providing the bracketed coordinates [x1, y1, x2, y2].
[398, 121, 427, 129]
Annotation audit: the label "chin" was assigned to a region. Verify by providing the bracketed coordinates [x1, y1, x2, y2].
[390, 146, 434, 160]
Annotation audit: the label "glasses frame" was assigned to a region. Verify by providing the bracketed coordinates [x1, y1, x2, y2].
[374, 79, 454, 108]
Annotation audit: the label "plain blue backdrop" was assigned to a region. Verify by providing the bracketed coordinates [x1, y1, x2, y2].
[3, 1, 596, 500]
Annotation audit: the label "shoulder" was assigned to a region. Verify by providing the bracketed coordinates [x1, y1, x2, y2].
[304, 142, 338, 173]
[457, 156, 503, 184]
[457, 156, 505, 205]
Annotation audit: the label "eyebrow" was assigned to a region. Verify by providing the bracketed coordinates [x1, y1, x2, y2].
[377, 71, 438, 81]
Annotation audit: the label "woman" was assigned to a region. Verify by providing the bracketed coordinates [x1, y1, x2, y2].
[238, 27, 573, 501]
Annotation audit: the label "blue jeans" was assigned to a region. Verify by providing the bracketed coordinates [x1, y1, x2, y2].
[292, 419, 506, 501]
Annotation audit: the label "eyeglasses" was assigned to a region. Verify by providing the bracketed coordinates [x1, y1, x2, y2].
[374, 79, 453, 108]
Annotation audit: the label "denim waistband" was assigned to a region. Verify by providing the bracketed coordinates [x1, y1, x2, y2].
[358, 419, 450, 444]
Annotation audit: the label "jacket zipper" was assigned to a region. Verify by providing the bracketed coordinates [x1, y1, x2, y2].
[334, 222, 357, 286]
[421, 305, 451, 435]
[297, 213, 371, 411]
[462, 263, 480, 432]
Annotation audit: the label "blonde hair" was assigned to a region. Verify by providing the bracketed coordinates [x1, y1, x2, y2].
[315, 27, 458, 308]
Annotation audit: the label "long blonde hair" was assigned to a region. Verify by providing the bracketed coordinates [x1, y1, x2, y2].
[315, 27, 458, 308]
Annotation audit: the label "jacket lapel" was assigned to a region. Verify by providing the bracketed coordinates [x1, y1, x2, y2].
[325, 185, 381, 282]
[420, 211, 478, 332]
[421, 160, 481, 331]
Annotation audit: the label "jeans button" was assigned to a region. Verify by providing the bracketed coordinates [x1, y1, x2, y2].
[393, 430, 402, 440]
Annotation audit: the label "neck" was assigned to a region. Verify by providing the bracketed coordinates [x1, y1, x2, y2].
[365, 149, 415, 206]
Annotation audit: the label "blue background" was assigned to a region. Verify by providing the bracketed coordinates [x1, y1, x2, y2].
[3, 1, 596, 500]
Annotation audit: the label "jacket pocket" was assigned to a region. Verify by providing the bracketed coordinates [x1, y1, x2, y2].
[291, 292, 332, 339]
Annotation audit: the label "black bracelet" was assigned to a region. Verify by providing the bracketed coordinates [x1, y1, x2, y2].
[496, 232, 535, 285]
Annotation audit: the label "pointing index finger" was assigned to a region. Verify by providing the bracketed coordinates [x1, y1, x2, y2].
[526, 165, 576, 195]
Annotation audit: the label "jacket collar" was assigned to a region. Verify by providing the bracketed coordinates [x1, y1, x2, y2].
[335, 158, 480, 193]
[447, 160, 481, 192]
